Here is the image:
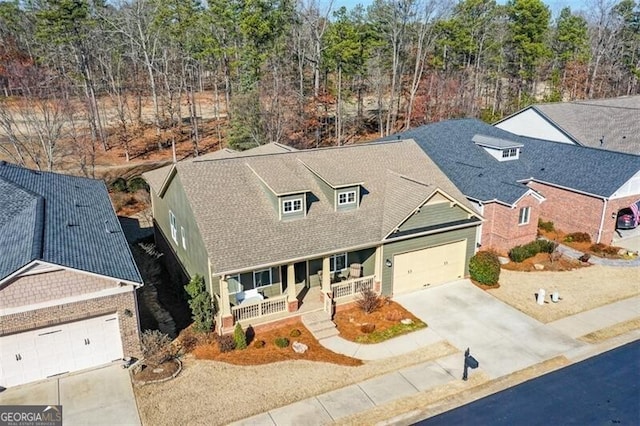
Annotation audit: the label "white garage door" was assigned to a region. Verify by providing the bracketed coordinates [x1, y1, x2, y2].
[393, 240, 467, 294]
[0, 314, 123, 388]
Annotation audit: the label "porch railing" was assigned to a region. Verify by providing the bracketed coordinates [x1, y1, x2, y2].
[331, 275, 375, 300]
[231, 294, 288, 322]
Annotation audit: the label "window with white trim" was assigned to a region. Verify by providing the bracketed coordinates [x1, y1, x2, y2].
[180, 226, 187, 249]
[227, 274, 242, 294]
[169, 211, 177, 243]
[283, 198, 303, 214]
[502, 148, 518, 158]
[330, 253, 347, 272]
[253, 269, 273, 288]
[518, 206, 530, 225]
[338, 190, 357, 205]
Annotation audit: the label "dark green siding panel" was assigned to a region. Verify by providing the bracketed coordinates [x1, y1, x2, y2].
[256, 178, 279, 213]
[398, 202, 470, 232]
[381, 227, 477, 296]
[152, 176, 210, 289]
[347, 248, 375, 276]
[308, 258, 322, 287]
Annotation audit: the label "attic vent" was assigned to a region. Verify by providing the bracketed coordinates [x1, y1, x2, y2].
[67, 221, 79, 227]
[105, 220, 114, 234]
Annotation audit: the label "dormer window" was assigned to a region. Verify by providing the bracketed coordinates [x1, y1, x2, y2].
[338, 191, 356, 206]
[283, 198, 303, 214]
[502, 148, 518, 158]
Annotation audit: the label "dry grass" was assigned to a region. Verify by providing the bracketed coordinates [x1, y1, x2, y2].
[579, 318, 640, 344]
[489, 265, 640, 323]
[333, 300, 424, 342]
[134, 341, 457, 426]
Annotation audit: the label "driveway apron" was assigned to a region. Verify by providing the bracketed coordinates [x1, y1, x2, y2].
[394, 280, 585, 379]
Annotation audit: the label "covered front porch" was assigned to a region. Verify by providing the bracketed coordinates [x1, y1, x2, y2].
[215, 247, 382, 333]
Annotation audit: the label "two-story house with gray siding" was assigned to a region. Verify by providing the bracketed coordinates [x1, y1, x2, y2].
[144, 141, 482, 333]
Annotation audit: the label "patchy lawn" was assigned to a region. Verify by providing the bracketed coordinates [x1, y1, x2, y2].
[334, 301, 426, 343]
[488, 265, 640, 323]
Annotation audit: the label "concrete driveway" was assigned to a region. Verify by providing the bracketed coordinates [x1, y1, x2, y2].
[395, 280, 585, 379]
[0, 364, 140, 426]
[612, 227, 640, 252]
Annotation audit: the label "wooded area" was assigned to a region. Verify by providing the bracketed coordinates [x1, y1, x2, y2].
[0, 0, 638, 175]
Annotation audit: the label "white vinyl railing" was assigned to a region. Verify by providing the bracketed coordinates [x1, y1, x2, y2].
[231, 294, 288, 322]
[331, 275, 375, 300]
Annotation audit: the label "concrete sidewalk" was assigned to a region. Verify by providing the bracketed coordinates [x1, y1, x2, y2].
[235, 281, 639, 426]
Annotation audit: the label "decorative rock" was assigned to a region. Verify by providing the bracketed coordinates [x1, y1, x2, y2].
[618, 248, 628, 256]
[498, 256, 510, 265]
[152, 368, 164, 374]
[534, 264, 545, 270]
[292, 341, 308, 354]
[400, 318, 414, 325]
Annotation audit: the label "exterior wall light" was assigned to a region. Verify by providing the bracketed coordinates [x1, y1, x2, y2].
[385, 259, 392, 267]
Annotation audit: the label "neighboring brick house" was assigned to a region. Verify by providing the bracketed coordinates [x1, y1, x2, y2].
[144, 141, 482, 333]
[0, 163, 143, 388]
[384, 119, 640, 253]
[494, 96, 640, 155]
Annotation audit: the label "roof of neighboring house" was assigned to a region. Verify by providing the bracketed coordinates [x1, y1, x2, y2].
[145, 140, 478, 275]
[384, 119, 640, 205]
[0, 163, 142, 283]
[145, 143, 298, 194]
[498, 96, 640, 154]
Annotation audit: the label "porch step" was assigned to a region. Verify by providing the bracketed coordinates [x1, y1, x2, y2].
[301, 311, 339, 340]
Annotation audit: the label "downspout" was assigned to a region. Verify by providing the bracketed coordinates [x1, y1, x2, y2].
[596, 198, 608, 244]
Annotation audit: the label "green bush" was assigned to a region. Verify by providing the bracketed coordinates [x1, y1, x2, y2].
[217, 335, 235, 353]
[289, 329, 301, 338]
[589, 243, 619, 257]
[233, 323, 247, 350]
[534, 239, 557, 254]
[509, 245, 533, 263]
[109, 177, 128, 192]
[538, 219, 554, 232]
[564, 232, 591, 243]
[127, 176, 149, 193]
[184, 275, 213, 333]
[468, 251, 501, 285]
[274, 337, 290, 348]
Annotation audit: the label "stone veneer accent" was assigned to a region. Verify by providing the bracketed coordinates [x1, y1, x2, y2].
[0, 291, 142, 358]
[0, 269, 114, 309]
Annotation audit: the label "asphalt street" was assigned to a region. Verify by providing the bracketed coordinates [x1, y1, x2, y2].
[420, 340, 640, 426]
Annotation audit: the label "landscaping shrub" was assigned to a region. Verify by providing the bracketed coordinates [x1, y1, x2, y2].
[468, 250, 501, 285]
[357, 288, 382, 314]
[534, 239, 557, 254]
[218, 335, 236, 353]
[538, 219, 555, 232]
[141, 330, 174, 367]
[589, 243, 619, 257]
[274, 337, 290, 348]
[233, 323, 247, 350]
[184, 275, 213, 333]
[564, 232, 591, 243]
[253, 339, 266, 348]
[109, 177, 128, 192]
[509, 239, 557, 263]
[127, 176, 149, 192]
[289, 329, 301, 338]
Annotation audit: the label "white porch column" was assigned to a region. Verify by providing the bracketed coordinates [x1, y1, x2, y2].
[219, 276, 234, 330]
[287, 263, 298, 311]
[322, 256, 331, 293]
[374, 245, 383, 294]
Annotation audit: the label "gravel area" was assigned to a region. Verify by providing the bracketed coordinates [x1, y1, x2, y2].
[134, 341, 456, 426]
[489, 265, 640, 323]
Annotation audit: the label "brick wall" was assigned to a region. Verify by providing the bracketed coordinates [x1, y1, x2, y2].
[0, 269, 114, 309]
[528, 182, 640, 245]
[0, 291, 142, 357]
[481, 196, 540, 254]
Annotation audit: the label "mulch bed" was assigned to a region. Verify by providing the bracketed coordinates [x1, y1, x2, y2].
[333, 300, 424, 343]
[132, 358, 181, 383]
[501, 252, 585, 272]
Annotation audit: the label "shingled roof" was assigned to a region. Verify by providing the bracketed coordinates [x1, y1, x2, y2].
[384, 119, 640, 205]
[498, 96, 640, 155]
[0, 163, 142, 283]
[147, 140, 478, 275]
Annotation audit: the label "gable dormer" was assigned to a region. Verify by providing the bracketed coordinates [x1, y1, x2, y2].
[472, 134, 523, 162]
[298, 160, 362, 212]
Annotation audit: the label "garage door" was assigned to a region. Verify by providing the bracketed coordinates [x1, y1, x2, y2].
[0, 314, 123, 388]
[393, 240, 466, 294]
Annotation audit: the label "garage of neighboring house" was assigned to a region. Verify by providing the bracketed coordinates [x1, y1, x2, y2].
[392, 240, 467, 294]
[0, 314, 124, 388]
